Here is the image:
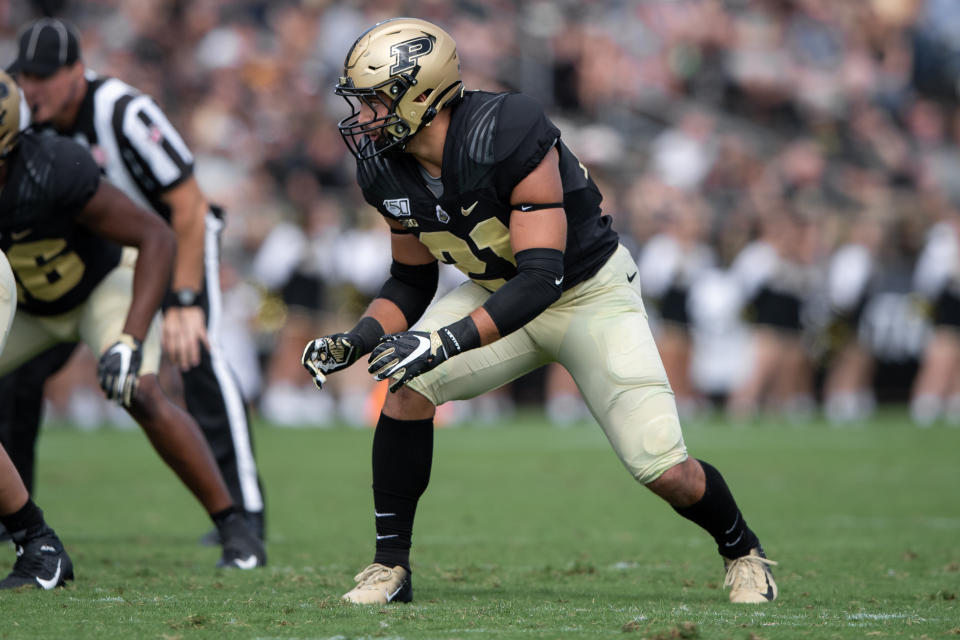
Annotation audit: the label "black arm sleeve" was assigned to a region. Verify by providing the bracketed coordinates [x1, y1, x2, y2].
[481, 248, 564, 338]
[348, 316, 385, 355]
[376, 260, 439, 328]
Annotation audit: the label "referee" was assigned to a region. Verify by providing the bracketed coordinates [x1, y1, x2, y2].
[2, 17, 266, 541]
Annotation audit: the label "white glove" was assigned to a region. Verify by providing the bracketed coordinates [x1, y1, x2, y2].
[98, 334, 142, 407]
[301, 333, 361, 390]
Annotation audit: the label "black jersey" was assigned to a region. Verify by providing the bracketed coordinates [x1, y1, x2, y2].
[0, 131, 120, 316]
[58, 71, 194, 222]
[357, 91, 619, 292]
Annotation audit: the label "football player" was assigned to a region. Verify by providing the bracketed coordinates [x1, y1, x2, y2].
[0, 249, 72, 589]
[5, 17, 266, 543]
[0, 70, 264, 569]
[302, 18, 777, 604]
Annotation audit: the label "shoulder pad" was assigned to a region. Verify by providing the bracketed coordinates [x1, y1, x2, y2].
[17, 132, 57, 182]
[462, 92, 509, 165]
[491, 93, 554, 163]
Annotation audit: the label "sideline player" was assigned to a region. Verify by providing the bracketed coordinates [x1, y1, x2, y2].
[302, 18, 777, 604]
[0, 70, 264, 569]
[0, 250, 72, 589]
[5, 17, 266, 542]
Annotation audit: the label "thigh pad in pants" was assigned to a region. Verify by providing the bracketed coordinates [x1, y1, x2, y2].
[408, 246, 688, 484]
[528, 245, 688, 484]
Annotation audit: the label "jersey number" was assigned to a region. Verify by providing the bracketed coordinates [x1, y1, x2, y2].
[6, 239, 86, 302]
[419, 218, 515, 290]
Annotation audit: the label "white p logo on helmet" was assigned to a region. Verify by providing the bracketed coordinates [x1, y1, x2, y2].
[390, 36, 434, 75]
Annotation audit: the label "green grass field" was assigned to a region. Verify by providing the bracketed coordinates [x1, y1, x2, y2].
[0, 409, 957, 639]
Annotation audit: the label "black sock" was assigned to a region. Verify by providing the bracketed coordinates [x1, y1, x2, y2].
[371, 414, 433, 572]
[0, 498, 46, 538]
[210, 505, 242, 530]
[673, 460, 759, 559]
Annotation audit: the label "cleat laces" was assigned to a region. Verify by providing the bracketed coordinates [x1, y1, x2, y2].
[343, 563, 411, 603]
[724, 554, 777, 593]
[353, 563, 397, 588]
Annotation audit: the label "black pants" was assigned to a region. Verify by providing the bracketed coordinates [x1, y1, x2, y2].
[0, 343, 75, 494]
[179, 316, 265, 518]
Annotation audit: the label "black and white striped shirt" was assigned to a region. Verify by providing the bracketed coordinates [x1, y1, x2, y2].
[56, 70, 194, 222]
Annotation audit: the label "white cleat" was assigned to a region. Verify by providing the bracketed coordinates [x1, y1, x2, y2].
[723, 547, 778, 603]
[342, 563, 412, 604]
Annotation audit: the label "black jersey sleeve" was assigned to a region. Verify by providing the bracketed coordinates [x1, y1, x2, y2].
[491, 93, 561, 199]
[49, 136, 101, 213]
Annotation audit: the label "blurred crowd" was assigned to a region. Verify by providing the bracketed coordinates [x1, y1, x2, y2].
[4, 0, 960, 427]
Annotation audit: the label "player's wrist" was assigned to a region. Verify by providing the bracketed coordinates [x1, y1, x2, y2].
[437, 316, 480, 356]
[166, 288, 201, 308]
[349, 316, 385, 355]
[117, 333, 143, 351]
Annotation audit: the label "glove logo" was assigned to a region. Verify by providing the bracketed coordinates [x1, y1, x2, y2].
[327, 337, 351, 362]
[301, 332, 365, 390]
[368, 331, 442, 392]
[97, 334, 142, 407]
[393, 334, 431, 371]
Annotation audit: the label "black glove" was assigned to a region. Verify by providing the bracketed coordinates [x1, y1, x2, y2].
[368, 330, 449, 392]
[368, 317, 481, 392]
[301, 333, 363, 390]
[97, 334, 143, 407]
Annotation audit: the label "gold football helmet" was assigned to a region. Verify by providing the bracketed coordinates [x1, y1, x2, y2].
[0, 70, 21, 162]
[336, 17, 462, 160]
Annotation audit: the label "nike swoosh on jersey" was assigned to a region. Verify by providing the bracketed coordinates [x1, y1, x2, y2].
[35, 559, 61, 590]
[461, 201, 478, 216]
[555, 276, 564, 286]
[232, 555, 260, 569]
[627, 271, 637, 282]
[11, 229, 32, 241]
